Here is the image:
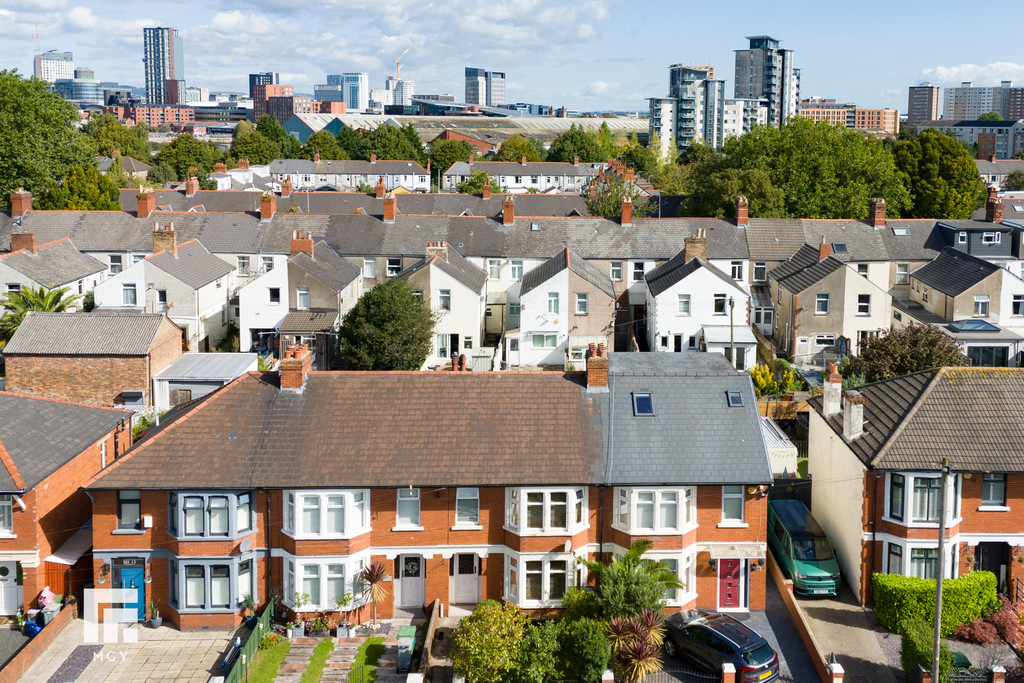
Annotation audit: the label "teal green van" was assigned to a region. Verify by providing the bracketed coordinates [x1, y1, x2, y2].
[768, 500, 841, 596]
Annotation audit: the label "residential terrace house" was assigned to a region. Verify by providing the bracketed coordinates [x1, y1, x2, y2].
[85, 350, 773, 629]
[0, 233, 105, 303]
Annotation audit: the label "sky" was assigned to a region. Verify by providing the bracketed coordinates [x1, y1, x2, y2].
[1, 0, 1023, 113]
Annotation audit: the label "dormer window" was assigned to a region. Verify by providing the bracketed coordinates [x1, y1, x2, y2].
[632, 392, 654, 416]
[982, 232, 1001, 245]
[958, 232, 967, 244]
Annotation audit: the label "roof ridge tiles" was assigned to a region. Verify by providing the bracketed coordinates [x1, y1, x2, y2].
[0, 389, 134, 414]
[866, 369, 942, 468]
[0, 440, 26, 490]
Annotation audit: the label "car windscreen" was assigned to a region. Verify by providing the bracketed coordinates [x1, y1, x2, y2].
[792, 537, 834, 561]
[741, 643, 775, 667]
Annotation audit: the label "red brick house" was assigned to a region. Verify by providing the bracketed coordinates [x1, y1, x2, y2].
[86, 349, 773, 629]
[0, 392, 130, 614]
[809, 365, 1024, 605]
[3, 311, 184, 408]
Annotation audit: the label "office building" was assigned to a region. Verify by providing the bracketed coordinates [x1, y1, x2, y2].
[907, 84, 940, 127]
[465, 67, 506, 107]
[370, 76, 415, 111]
[143, 27, 184, 106]
[33, 50, 74, 82]
[249, 72, 279, 100]
[326, 73, 369, 113]
[253, 84, 293, 121]
[734, 36, 799, 128]
[313, 83, 344, 102]
[943, 81, 1015, 122]
[185, 87, 209, 103]
[267, 96, 312, 125]
[796, 99, 899, 136]
[54, 76, 104, 107]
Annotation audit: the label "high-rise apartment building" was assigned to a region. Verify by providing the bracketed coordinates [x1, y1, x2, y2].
[797, 99, 900, 136]
[649, 65, 738, 157]
[943, 81, 1014, 122]
[326, 73, 369, 112]
[734, 36, 799, 128]
[33, 50, 74, 82]
[143, 27, 184, 106]
[249, 72, 279, 100]
[906, 84, 940, 126]
[465, 67, 506, 107]
[253, 84, 293, 121]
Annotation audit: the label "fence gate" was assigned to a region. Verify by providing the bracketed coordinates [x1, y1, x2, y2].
[946, 668, 989, 683]
[645, 666, 720, 683]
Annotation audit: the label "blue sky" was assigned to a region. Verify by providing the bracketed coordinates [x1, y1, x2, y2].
[1, 0, 1022, 112]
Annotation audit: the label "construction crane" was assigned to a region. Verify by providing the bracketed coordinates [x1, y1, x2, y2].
[393, 48, 409, 80]
[31, 25, 41, 55]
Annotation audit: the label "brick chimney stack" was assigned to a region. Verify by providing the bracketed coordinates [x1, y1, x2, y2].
[137, 189, 156, 219]
[586, 343, 609, 391]
[10, 189, 32, 218]
[313, 151, 320, 163]
[426, 241, 449, 262]
[521, 155, 528, 166]
[281, 177, 293, 198]
[502, 196, 515, 225]
[260, 193, 276, 222]
[11, 233, 37, 254]
[482, 177, 491, 199]
[370, 153, 377, 163]
[383, 193, 396, 223]
[290, 230, 314, 258]
[735, 195, 749, 227]
[573, 156, 579, 166]
[624, 168, 635, 183]
[238, 158, 250, 170]
[843, 390, 865, 441]
[375, 177, 385, 198]
[683, 228, 707, 262]
[621, 196, 633, 227]
[869, 197, 886, 228]
[112, 148, 121, 159]
[818, 235, 831, 261]
[986, 187, 1004, 224]
[280, 344, 314, 390]
[988, 153, 997, 162]
[214, 162, 227, 174]
[823, 362, 842, 418]
[152, 222, 177, 256]
[185, 176, 199, 197]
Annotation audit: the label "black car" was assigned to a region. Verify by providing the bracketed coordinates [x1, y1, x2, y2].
[663, 610, 780, 682]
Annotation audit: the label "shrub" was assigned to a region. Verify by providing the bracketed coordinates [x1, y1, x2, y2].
[987, 596, 1022, 648]
[873, 571, 999, 636]
[560, 587, 601, 623]
[901, 618, 951, 681]
[259, 632, 282, 650]
[452, 600, 527, 683]
[515, 620, 564, 683]
[562, 618, 611, 683]
[953, 617, 998, 645]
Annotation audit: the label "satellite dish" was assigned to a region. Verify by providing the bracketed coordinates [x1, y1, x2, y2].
[564, 539, 572, 554]
[240, 538, 252, 552]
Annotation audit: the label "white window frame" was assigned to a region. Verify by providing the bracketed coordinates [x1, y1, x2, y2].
[575, 293, 588, 315]
[386, 258, 402, 277]
[505, 552, 577, 607]
[1013, 295, 1024, 317]
[0, 495, 13, 535]
[509, 303, 521, 316]
[644, 550, 697, 606]
[720, 485, 746, 527]
[815, 293, 830, 315]
[532, 333, 557, 348]
[981, 473, 1008, 510]
[281, 489, 370, 539]
[237, 255, 251, 276]
[454, 487, 481, 529]
[297, 287, 310, 309]
[109, 254, 123, 274]
[678, 294, 691, 315]
[713, 293, 727, 314]
[488, 259, 501, 279]
[982, 232, 1001, 245]
[753, 262, 767, 282]
[510, 260, 523, 281]
[612, 487, 696, 535]
[857, 294, 871, 316]
[610, 262, 623, 281]
[363, 258, 377, 278]
[122, 284, 137, 306]
[547, 292, 559, 314]
[882, 539, 958, 581]
[730, 261, 743, 280]
[439, 289, 451, 311]
[632, 261, 645, 282]
[882, 473, 961, 528]
[973, 295, 990, 317]
[896, 263, 909, 285]
[505, 487, 588, 536]
[815, 334, 836, 347]
[282, 553, 371, 611]
[395, 488, 422, 530]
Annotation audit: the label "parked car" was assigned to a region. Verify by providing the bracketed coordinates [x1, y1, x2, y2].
[768, 499, 841, 596]
[663, 610, 780, 682]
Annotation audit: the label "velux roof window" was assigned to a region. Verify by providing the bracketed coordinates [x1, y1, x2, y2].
[632, 392, 654, 416]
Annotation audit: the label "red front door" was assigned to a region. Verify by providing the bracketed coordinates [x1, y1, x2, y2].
[719, 559, 741, 609]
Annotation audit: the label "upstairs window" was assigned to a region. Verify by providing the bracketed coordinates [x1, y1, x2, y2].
[268, 288, 281, 304]
[386, 258, 402, 277]
[753, 262, 767, 282]
[632, 262, 645, 282]
[455, 488, 480, 526]
[506, 488, 586, 535]
[510, 260, 523, 281]
[236, 256, 251, 276]
[281, 490, 368, 538]
[547, 292, 559, 314]
[982, 474, 1006, 507]
[610, 262, 622, 281]
[730, 261, 743, 280]
[488, 260, 501, 279]
[440, 289, 451, 311]
[397, 488, 421, 528]
[896, 263, 909, 285]
[297, 287, 310, 309]
[575, 293, 588, 315]
[363, 259, 377, 278]
[721, 485, 744, 524]
[109, 254, 123, 274]
[714, 294, 727, 314]
[0, 495, 12, 534]
[974, 295, 990, 317]
[118, 490, 141, 530]
[678, 294, 691, 315]
[815, 293, 830, 315]
[857, 294, 871, 316]
[982, 232, 1001, 245]
[122, 284, 137, 306]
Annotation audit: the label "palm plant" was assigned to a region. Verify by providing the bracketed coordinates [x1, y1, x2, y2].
[607, 609, 666, 682]
[580, 539, 683, 618]
[0, 285, 81, 341]
[360, 561, 389, 626]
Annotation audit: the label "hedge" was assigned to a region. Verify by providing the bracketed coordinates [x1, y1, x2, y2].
[901, 618, 951, 682]
[873, 571, 1000, 636]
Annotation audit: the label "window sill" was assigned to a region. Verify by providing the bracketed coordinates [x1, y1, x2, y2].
[112, 529, 145, 535]
[451, 524, 484, 531]
[0, 532, 15, 539]
[717, 521, 748, 529]
[977, 505, 1010, 512]
[392, 525, 424, 532]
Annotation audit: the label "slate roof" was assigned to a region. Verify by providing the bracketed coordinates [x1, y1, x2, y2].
[0, 237, 105, 286]
[809, 368, 1024, 472]
[88, 353, 772, 489]
[745, 220, 808, 261]
[278, 310, 339, 334]
[0, 393, 129, 492]
[289, 242, 361, 292]
[601, 353, 772, 485]
[645, 252, 738, 297]
[3, 311, 171, 356]
[148, 239, 234, 289]
[975, 158, 1024, 177]
[153, 353, 257, 381]
[520, 247, 615, 298]
[910, 247, 1000, 296]
[397, 246, 487, 293]
[875, 220, 946, 261]
[444, 161, 602, 177]
[769, 244, 847, 293]
[799, 221, 890, 262]
[268, 159, 427, 176]
[97, 156, 150, 174]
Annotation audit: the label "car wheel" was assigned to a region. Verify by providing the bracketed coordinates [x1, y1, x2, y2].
[664, 639, 678, 658]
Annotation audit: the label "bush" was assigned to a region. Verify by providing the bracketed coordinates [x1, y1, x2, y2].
[562, 618, 611, 683]
[987, 596, 1022, 648]
[953, 616, 999, 645]
[452, 600, 527, 683]
[515, 620, 564, 683]
[901, 618, 951, 682]
[560, 587, 601, 623]
[873, 571, 999, 636]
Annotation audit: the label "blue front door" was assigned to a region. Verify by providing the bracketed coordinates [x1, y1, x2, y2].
[119, 567, 145, 620]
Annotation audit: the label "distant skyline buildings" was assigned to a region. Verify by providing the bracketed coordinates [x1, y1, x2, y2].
[142, 26, 183, 106]
[248, 72, 279, 100]
[33, 50, 74, 83]
[465, 67, 506, 107]
[326, 73, 369, 112]
[942, 81, 1017, 122]
[907, 84, 940, 126]
[734, 35, 800, 128]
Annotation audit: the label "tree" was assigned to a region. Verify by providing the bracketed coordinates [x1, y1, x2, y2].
[857, 323, 967, 383]
[37, 163, 121, 210]
[104, 158, 134, 190]
[452, 600, 528, 683]
[607, 611, 666, 682]
[494, 134, 543, 162]
[429, 139, 473, 178]
[0, 70, 93, 209]
[584, 175, 656, 218]
[978, 112, 1003, 121]
[581, 539, 682, 619]
[0, 286, 81, 341]
[618, 143, 660, 180]
[368, 124, 421, 161]
[683, 167, 785, 218]
[547, 124, 606, 163]
[81, 113, 151, 160]
[457, 170, 503, 194]
[515, 620, 564, 683]
[399, 123, 428, 165]
[894, 129, 985, 219]
[337, 126, 372, 160]
[337, 278, 438, 370]
[595, 121, 619, 159]
[230, 130, 281, 165]
[561, 618, 612, 683]
[253, 115, 302, 158]
[303, 129, 346, 161]
[1003, 169, 1024, 191]
[359, 561, 389, 626]
[153, 134, 226, 181]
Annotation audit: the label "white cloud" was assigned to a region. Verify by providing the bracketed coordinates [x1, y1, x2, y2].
[920, 62, 1024, 86]
[578, 24, 595, 39]
[586, 80, 619, 96]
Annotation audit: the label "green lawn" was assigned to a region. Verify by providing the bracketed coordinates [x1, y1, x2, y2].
[301, 638, 335, 683]
[346, 636, 386, 683]
[249, 636, 291, 683]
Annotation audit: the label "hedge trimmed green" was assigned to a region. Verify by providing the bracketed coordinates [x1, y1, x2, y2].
[873, 571, 1000, 636]
[900, 618, 950, 681]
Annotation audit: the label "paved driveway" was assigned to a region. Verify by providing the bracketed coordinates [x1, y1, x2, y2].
[798, 589, 899, 683]
[733, 580, 818, 683]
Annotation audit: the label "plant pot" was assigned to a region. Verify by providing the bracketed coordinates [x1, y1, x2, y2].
[246, 616, 257, 629]
[148, 617, 163, 629]
[337, 627, 350, 638]
[287, 626, 305, 638]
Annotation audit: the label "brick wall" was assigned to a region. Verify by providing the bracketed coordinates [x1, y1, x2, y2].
[6, 355, 151, 406]
[0, 604, 75, 683]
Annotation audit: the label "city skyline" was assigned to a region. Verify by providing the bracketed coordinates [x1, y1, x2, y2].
[1, 0, 1023, 112]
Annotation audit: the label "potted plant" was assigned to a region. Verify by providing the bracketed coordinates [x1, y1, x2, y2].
[309, 612, 331, 637]
[335, 593, 354, 637]
[287, 592, 310, 637]
[285, 620, 304, 639]
[15, 609, 26, 632]
[242, 593, 257, 628]
[147, 600, 162, 628]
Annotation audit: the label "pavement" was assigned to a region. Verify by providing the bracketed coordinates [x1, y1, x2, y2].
[17, 618, 238, 682]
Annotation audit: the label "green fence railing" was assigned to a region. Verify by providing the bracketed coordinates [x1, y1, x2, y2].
[224, 599, 275, 683]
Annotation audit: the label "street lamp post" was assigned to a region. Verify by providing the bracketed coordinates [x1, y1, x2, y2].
[932, 456, 950, 680]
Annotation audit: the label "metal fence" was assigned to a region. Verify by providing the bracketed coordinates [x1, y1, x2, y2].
[645, 666, 720, 683]
[946, 668, 989, 683]
[223, 599, 275, 683]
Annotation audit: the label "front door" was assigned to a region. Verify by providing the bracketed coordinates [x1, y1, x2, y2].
[674, 335, 683, 353]
[0, 562, 22, 615]
[449, 335, 460, 358]
[452, 554, 479, 604]
[398, 555, 425, 607]
[119, 567, 145, 620]
[977, 542, 1010, 595]
[718, 558, 742, 610]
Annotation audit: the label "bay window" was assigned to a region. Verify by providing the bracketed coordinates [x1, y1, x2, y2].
[614, 488, 694, 534]
[209, 496, 229, 536]
[887, 474, 960, 526]
[302, 565, 321, 606]
[886, 543, 902, 575]
[211, 566, 231, 608]
[888, 474, 904, 521]
[172, 492, 253, 539]
[506, 488, 588, 535]
[912, 477, 941, 523]
[282, 490, 371, 538]
[509, 554, 575, 605]
[185, 566, 205, 608]
[910, 548, 938, 580]
[283, 557, 368, 610]
[0, 495, 12, 533]
[174, 557, 257, 611]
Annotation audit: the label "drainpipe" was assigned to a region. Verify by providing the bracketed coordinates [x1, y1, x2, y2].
[263, 489, 273, 608]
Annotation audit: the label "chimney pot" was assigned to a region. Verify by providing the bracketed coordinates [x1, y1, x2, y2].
[818, 235, 831, 261]
[313, 151, 320, 162]
[11, 232, 37, 254]
[290, 232, 314, 258]
[735, 195, 749, 227]
[521, 155, 527, 165]
[9, 189, 32, 218]
[586, 352, 609, 390]
[280, 346, 314, 390]
[375, 176, 385, 198]
[370, 153, 377, 163]
[238, 157, 250, 170]
[573, 156, 579, 166]
[152, 221, 177, 256]
[281, 177, 293, 198]
[621, 196, 633, 227]
[482, 176, 491, 199]
[451, 356, 458, 372]
[185, 176, 199, 197]
[459, 354, 467, 371]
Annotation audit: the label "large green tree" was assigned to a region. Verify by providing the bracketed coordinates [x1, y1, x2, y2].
[684, 118, 911, 219]
[456, 170, 502, 195]
[81, 113, 151, 160]
[547, 124, 606, 163]
[368, 124, 422, 161]
[857, 323, 967, 383]
[153, 134, 227, 181]
[452, 601, 528, 683]
[894, 129, 985, 219]
[230, 130, 280, 165]
[0, 70, 93, 209]
[0, 286, 81, 341]
[1003, 169, 1024, 191]
[36, 163, 121, 210]
[303, 129, 347, 161]
[978, 111, 1003, 121]
[493, 134, 544, 162]
[585, 175, 656, 218]
[428, 139, 473, 178]
[617, 141, 661, 180]
[337, 126, 372, 160]
[337, 278, 438, 370]
[252, 115, 302, 158]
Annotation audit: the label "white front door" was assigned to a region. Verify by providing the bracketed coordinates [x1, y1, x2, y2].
[0, 562, 22, 615]
[452, 554, 480, 604]
[398, 555, 425, 607]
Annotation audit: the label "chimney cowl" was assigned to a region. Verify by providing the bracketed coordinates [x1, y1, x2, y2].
[586, 344, 609, 392]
